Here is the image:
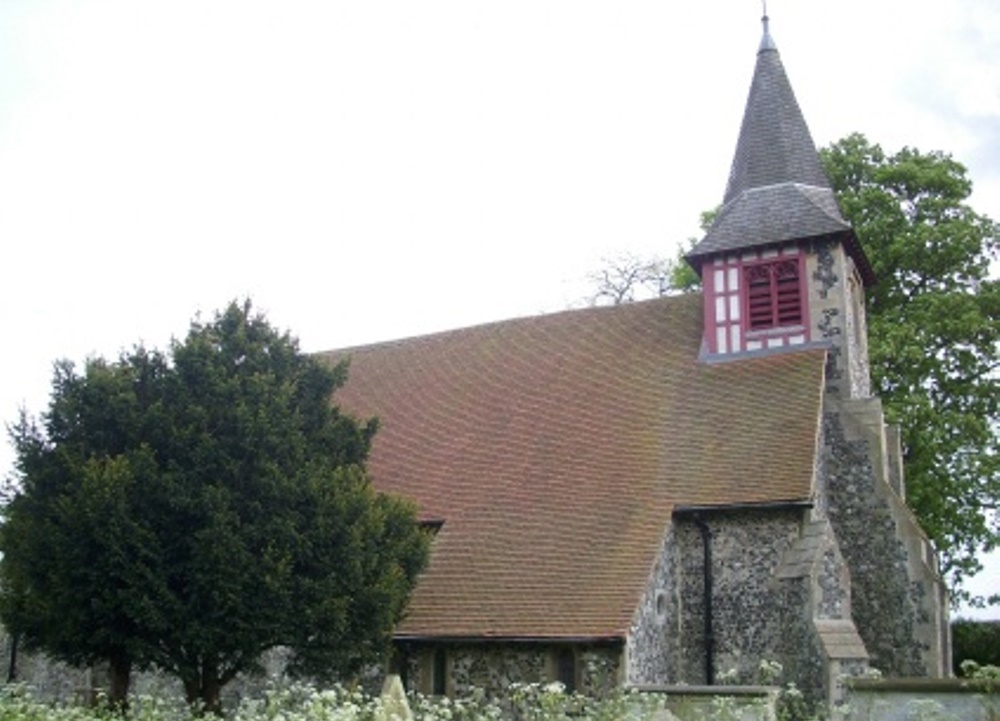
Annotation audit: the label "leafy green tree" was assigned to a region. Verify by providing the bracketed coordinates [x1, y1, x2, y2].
[0, 301, 430, 712]
[952, 619, 1000, 673]
[1, 350, 171, 704]
[664, 239, 702, 294]
[821, 134, 998, 596]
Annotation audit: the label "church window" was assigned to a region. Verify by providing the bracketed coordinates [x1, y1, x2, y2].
[744, 258, 803, 330]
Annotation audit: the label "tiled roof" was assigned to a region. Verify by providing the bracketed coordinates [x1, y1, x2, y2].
[690, 183, 849, 261]
[322, 294, 826, 640]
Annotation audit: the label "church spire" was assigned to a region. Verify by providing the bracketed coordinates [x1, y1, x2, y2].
[723, 13, 830, 204]
[686, 13, 861, 269]
[684, 13, 875, 361]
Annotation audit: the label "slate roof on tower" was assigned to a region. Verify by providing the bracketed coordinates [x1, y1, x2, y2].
[323, 294, 827, 640]
[687, 16, 875, 286]
[723, 16, 832, 204]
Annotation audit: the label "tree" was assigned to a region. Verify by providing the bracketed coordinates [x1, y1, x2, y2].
[588, 254, 672, 305]
[951, 619, 1000, 673]
[587, 211, 712, 305]
[1, 350, 172, 704]
[821, 134, 999, 596]
[0, 301, 430, 711]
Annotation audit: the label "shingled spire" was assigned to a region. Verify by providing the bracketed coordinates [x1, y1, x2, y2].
[723, 13, 830, 203]
[686, 15, 875, 361]
[686, 15, 873, 286]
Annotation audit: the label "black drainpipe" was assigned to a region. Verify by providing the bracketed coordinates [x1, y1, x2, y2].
[693, 514, 714, 685]
[6, 633, 18, 683]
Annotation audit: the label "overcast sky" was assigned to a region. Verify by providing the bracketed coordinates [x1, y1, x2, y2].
[1, 0, 997, 614]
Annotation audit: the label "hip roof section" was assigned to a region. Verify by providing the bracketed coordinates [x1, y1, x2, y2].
[689, 182, 850, 260]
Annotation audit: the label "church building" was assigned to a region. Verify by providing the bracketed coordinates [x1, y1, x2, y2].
[324, 15, 950, 706]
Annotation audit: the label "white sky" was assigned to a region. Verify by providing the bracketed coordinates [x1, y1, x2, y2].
[0, 0, 997, 616]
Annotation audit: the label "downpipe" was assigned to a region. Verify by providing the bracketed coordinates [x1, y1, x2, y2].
[693, 514, 714, 685]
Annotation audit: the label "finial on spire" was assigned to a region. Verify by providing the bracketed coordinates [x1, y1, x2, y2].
[759, 2, 776, 52]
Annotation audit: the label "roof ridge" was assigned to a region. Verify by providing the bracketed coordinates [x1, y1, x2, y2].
[321, 293, 701, 355]
[794, 184, 848, 224]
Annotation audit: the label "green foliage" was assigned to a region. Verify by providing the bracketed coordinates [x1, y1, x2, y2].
[821, 134, 999, 593]
[0, 682, 675, 721]
[956, 661, 1000, 721]
[664, 210, 717, 295]
[0, 301, 430, 711]
[952, 620, 1000, 673]
[665, 239, 701, 295]
[1, 350, 172, 698]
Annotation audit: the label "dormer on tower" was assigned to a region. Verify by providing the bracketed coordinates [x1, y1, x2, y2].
[686, 15, 876, 399]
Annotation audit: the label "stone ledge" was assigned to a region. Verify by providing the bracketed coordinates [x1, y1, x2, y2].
[630, 684, 779, 697]
[847, 677, 996, 693]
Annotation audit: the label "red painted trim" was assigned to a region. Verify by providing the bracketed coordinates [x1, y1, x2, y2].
[703, 263, 718, 353]
[798, 252, 811, 341]
[702, 246, 812, 355]
[738, 250, 807, 342]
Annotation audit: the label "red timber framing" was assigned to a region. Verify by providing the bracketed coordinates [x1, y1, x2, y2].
[702, 247, 810, 355]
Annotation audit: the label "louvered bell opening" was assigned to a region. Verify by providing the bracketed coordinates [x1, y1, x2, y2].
[775, 260, 802, 326]
[747, 265, 775, 330]
[745, 259, 802, 331]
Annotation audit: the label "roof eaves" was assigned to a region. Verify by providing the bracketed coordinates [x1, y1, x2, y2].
[843, 229, 877, 288]
[686, 184, 852, 269]
[699, 340, 830, 364]
[394, 633, 626, 644]
[673, 499, 814, 517]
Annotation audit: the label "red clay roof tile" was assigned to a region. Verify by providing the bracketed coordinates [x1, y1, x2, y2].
[321, 293, 825, 639]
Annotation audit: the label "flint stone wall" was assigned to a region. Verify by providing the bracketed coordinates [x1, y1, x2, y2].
[402, 642, 622, 699]
[823, 406, 941, 677]
[670, 511, 830, 705]
[0, 638, 342, 708]
[628, 525, 680, 685]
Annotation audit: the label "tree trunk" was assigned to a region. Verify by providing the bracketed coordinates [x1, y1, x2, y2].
[201, 676, 222, 717]
[91, 654, 132, 715]
[6, 634, 18, 683]
[184, 661, 224, 716]
[107, 654, 132, 712]
[184, 678, 200, 708]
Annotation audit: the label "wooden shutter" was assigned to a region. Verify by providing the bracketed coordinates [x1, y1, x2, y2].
[745, 259, 802, 330]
